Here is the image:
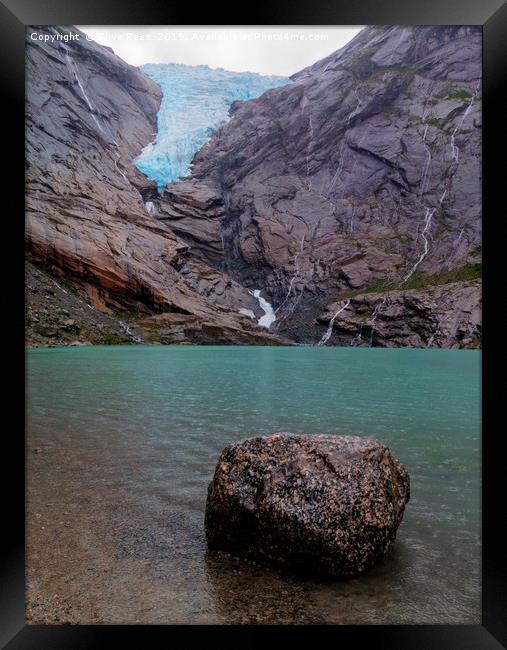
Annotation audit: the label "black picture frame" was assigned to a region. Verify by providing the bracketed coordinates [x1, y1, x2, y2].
[2, 0, 505, 646]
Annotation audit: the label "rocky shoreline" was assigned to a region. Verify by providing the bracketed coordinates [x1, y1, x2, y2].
[26, 261, 480, 348]
[26, 261, 288, 347]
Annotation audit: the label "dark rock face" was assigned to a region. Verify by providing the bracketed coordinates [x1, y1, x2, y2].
[25, 26, 285, 346]
[26, 25, 481, 347]
[159, 26, 481, 347]
[205, 433, 410, 578]
[317, 279, 481, 348]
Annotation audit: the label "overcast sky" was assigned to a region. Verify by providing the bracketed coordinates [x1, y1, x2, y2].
[78, 27, 363, 76]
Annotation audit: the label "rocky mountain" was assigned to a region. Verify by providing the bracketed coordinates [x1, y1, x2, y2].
[25, 26, 286, 346]
[25, 25, 481, 348]
[154, 25, 482, 347]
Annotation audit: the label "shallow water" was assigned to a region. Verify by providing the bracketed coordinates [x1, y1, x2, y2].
[26, 345, 481, 624]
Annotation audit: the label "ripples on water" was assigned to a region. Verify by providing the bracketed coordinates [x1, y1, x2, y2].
[26, 346, 481, 624]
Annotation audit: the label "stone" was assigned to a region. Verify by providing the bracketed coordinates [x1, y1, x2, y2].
[34, 324, 58, 338]
[205, 433, 410, 578]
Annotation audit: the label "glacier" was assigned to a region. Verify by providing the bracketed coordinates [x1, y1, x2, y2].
[134, 63, 290, 191]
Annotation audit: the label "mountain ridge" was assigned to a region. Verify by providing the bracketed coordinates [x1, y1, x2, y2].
[25, 25, 481, 348]
[153, 25, 481, 347]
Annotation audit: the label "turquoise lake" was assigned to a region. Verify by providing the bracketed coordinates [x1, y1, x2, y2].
[26, 346, 481, 624]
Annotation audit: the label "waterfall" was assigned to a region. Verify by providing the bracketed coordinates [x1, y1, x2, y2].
[249, 290, 276, 329]
[276, 235, 306, 316]
[426, 316, 442, 348]
[401, 207, 436, 283]
[57, 34, 129, 187]
[52, 279, 68, 295]
[420, 124, 432, 196]
[60, 38, 106, 136]
[369, 296, 387, 345]
[145, 201, 156, 216]
[306, 112, 314, 190]
[401, 79, 480, 282]
[317, 299, 351, 346]
[328, 86, 363, 194]
[350, 324, 363, 347]
[450, 80, 481, 163]
[302, 89, 314, 190]
[418, 88, 435, 198]
[119, 320, 142, 343]
[402, 176, 449, 284]
[403, 80, 479, 283]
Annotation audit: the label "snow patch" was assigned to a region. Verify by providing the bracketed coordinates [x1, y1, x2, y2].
[239, 308, 256, 320]
[249, 290, 276, 329]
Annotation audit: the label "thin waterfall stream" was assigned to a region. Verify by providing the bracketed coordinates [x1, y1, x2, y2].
[58, 33, 129, 187]
[317, 299, 351, 346]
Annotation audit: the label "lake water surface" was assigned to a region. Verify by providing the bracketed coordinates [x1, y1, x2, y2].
[26, 346, 481, 624]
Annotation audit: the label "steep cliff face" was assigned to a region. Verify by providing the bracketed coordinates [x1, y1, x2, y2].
[317, 279, 481, 349]
[26, 25, 481, 348]
[25, 26, 284, 345]
[156, 26, 481, 346]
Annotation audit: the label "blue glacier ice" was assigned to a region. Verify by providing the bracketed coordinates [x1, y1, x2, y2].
[134, 63, 290, 191]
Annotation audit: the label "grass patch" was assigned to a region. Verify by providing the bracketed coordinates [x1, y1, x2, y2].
[106, 304, 147, 321]
[329, 264, 481, 303]
[423, 117, 441, 128]
[400, 263, 482, 290]
[90, 332, 134, 345]
[367, 65, 413, 82]
[346, 46, 375, 68]
[446, 90, 474, 101]
[331, 280, 394, 302]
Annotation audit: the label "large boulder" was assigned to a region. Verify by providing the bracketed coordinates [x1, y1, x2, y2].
[205, 433, 410, 577]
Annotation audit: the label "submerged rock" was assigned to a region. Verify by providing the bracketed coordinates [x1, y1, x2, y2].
[205, 433, 409, 578]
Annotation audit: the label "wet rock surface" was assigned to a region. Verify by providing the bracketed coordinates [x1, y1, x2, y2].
[25, 261, 286, 347]
[136, 312, 289, 346]
[25, 27, 285, 347]
[205, 433, 410, 577]
[317, 279, 481, 348]
[26, 25, 481, 347]
[159, 26, 481, 346]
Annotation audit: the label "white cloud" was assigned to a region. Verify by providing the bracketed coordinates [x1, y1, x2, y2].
[77, 26, 363, 76]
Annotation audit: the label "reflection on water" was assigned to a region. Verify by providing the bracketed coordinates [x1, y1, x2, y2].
[26, 346, 481, 624]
